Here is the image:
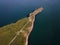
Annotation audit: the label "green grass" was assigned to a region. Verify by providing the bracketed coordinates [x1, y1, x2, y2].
[0, 17, 32, 45]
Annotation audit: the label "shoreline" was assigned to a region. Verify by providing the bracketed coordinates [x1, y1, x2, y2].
[25, 16, 35, 45]
[25, 7, 43, 45]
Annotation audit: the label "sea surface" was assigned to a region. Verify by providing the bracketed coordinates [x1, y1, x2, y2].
[0, 0, 60, 45]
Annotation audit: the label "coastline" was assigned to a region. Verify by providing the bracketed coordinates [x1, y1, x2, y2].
[25, 7, 43, 45]
[0, 7, 43, 45]
[25, 16, 35, 45]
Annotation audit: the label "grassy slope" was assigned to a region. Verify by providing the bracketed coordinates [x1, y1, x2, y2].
[0, 17, 30, 45]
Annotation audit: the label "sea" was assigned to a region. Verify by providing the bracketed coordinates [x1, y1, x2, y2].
[0, 0, 60, 45]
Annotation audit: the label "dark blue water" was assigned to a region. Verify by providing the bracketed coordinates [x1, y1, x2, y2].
[0, 0, 60, 45]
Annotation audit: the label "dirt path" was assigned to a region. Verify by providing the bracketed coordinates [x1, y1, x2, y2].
[8, 17, 32, 45]
[8, 7, 43, 45]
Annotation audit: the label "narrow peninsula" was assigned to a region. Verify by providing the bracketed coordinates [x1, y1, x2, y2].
[0, 7, 43, 45]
